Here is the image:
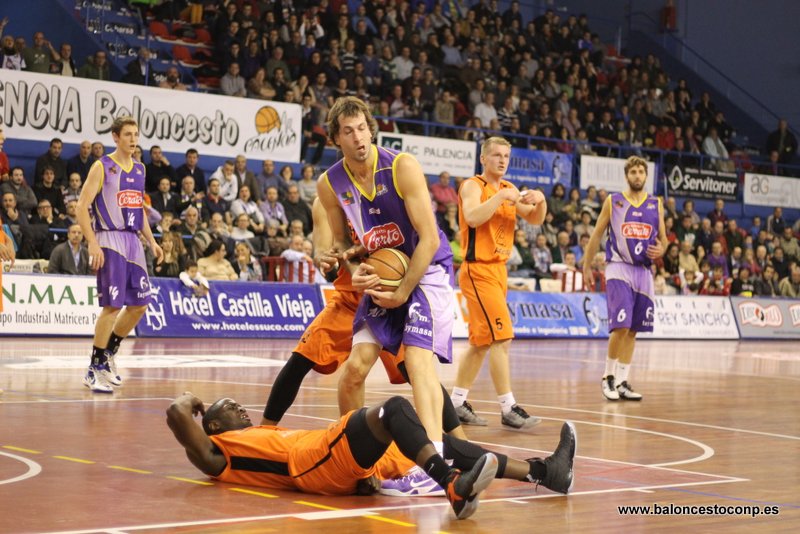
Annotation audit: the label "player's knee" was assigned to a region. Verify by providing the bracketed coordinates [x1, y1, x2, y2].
[341, 358, 370, 385]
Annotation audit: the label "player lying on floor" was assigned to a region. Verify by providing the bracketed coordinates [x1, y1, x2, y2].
[167, 393, 576, 519]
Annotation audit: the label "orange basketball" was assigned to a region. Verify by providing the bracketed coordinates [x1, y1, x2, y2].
[365, 248, 410, 292]
[255, 106, 281, 134]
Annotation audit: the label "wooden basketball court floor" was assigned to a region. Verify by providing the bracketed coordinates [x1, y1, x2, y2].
[1, 336, 798, 533]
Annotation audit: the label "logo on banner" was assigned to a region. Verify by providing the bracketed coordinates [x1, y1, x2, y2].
[582, 296, 607, 335]
[668, 166, 684, 191]
[363, 223, 405, 251]
[117, 190, 143, 208]
[621, 222, 653, 239]
[244, 106, 298, 155]
[738, 302, 783, 327]
[144, 284, 167, 331]
[790, 304, 800, 327]
[381, 136, 403, 151]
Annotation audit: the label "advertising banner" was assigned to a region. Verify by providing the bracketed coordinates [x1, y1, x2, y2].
[638, 295, 739, 339]
[377, 132, 476, 177]
[1, 273, 104, 336]
[731, 296, 800, 339]
[579, 155, 655, 194]
[0, 70, 302, 161]
[506, 148, 573, 193]
[743, 172, 800, 208]
[666, 165, 738, 201]
[137, 278, 322, 338]
[500, 291, 609, 338]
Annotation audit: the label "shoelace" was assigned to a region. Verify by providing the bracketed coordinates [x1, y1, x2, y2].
[511, 405, 529, 418]
[462, 401, 476, 414]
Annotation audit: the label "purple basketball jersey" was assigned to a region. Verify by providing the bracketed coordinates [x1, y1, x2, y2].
[605, 192, 660, 267]
[324, 145, 452, 268]
[91, 155, 146, 232]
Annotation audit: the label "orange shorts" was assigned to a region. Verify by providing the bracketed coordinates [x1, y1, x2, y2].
[289, 411, 413, 495]
[293, 289, 407, 382]
[459, 261, 513, 346]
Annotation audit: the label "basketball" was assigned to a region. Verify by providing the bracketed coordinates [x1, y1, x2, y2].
[364, 248, 410, 292]
[255, 106, 281, 134]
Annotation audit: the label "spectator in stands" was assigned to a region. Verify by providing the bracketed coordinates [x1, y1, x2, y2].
[63, 198, 79, 227]
[766, 119, 798, 166]
[681, 199, 700, 228]
[62, 173, 82, 205]
[678, 240, 699, 272]
[200, 178, 230, 224]
[53, 42, 76, 76]
[473, 92, 498, 131]
[702, 127, 734, 171]
[33, 166, 66, 216]
[175, 148, 205, 193]
[153, 231, 184, 279]
[91, 141, 104, 159]
[283, 185, 312, 235]
[174, 175, 202, 216]
[707, 199, 727, 226]
[211, 160, 239, 203]
[159, 66, 187, 90]
[66, 141, 94, 181]
[430, 171, 458, 216]
[771, 246, 790, 280]
[22, 31, 57, 73]
[232, 241, 262, 281]
[35, 138, 67, 187]
[695, 217, 714, 253]
[229, 185, 265, 235]
[724, 219, 744, 251]
[122, 47, 157, 86]
[48, 223, 89, 275]
[754, 264, 779, 297]
[1, 167, 37, 218]
[700, 265, 731, 296]
[259, 186, 287, 236]
[150, 177, 178, 215]
[77, 50, 110, 80]
[256, 159, 278, 199]
[198, 239, 237, 281]
[233, 155, 259, 203]
[230, 213, 256, 243]
[547, 183, 568, 224]
[766, 206, 786, 235]
[780, 226, 800, 262]
[297, 164, 317, 205]
[28, 198, 64, 257]
[1, 27, 26, 70]
[759, 150, 783, 176]
[221, 62, 247, 97]
[145, 145, 176, 192]
[706, 241, 729, 278]
[280, 234, 314, 283]
[2, 191, 28, 226]
[574, 210, 595, 239]
[711, 220, 728, 255]
[300, 94, 327, 164]
[247, 66, 277, 99]
[778, 265, 800, 298]
[180, 259, 209, 296]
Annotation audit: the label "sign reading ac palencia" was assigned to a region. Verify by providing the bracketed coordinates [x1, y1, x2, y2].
[0, 70, 302, 161]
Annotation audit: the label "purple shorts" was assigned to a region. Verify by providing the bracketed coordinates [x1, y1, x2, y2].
[354, 264, 454, 363]
[605, 262, 654, 332]
[96, 230, 152, 308]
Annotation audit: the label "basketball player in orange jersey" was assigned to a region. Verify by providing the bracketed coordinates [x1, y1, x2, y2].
[451, 137, 547, 430]
[168, 392, 576, 520]
[0, 205, 14, 395]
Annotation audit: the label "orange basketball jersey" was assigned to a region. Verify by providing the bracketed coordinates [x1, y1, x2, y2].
[459, 175, 517, 263]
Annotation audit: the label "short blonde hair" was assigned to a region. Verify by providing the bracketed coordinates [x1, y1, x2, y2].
[624, 156, 648, 175]
[481, 136, 512, 157]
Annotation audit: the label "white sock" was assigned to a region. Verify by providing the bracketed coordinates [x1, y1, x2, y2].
[604, 357, 618, 378]
[498, 392, 516, 414]
[616, 362, 631, 383]
[433, 440, 444, 457]
[451, 387, 469, 407]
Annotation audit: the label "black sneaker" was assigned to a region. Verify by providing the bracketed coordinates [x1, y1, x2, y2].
[444, 453, 498, 520]
[455, 401, 488, 426]
[528, 421, 577, 494]
[501, 404, 542, 430]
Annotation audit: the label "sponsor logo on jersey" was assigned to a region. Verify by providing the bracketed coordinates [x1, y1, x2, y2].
[621, 222, 653, 239]
[363, 222, 405, 251]
[117, 190, 144, 208]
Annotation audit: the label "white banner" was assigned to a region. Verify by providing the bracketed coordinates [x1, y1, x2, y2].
[743, 172, 800, 208]
[0, 70, 302, 161]
[1, 273, 107, 336]
[638, 295, 738, 339]
[580, 155, 655, 194]
[377, 132, 476, 177]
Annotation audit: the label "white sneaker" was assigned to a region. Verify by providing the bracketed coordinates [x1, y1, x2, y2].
[602, 376, 620, 400]
[83, 365, 114, 394]
[616, 381, 643, 401]
[105, 353, 122, 386]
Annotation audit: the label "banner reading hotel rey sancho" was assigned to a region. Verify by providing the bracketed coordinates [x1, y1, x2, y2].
[0, 70, 302, 161]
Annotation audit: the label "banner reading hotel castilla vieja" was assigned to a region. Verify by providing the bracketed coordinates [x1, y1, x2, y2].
[0, 70, 302, 161]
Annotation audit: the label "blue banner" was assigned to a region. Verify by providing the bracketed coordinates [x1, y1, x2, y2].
[506, 149, 573, 193]
[506, 291, 609, 338]
[137, 278, 323, 338]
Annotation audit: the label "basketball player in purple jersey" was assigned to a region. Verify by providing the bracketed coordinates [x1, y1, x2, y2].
[583, 156, 666, 401]
[317, 97, 453, 456]
[76, 116, 163, 393]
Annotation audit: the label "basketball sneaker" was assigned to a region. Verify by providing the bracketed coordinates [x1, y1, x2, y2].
[527, 421, 577, 494]
[105, 352, 122, 386]
[83, 364, 114, 394]
[616, 381, 643, 401]
[455, 401, 488, 426]
[444, 452, 498, 520]
[501, 404, 541, 430]
[602, 376, 620, 400]
[379, 466, 445, 497]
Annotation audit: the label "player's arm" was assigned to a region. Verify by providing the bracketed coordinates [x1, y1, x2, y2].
[76, 160, 105, 271]
[0, 225, 15, 266]
[583, 195, 612, 287]
[139, 211, 163, 264]
[647, 198, 668, 260]
[460, 179, 516, 228]
[366, 155, 437, 308]
[166, 393, 226, 477]
[316, 174, 355, 267]
[516, 189, 548, 225]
